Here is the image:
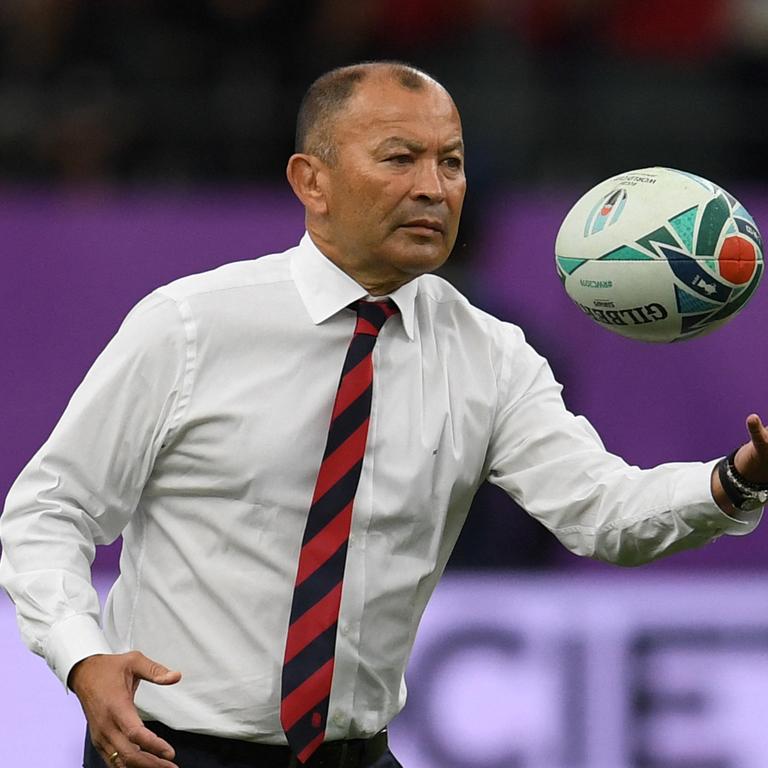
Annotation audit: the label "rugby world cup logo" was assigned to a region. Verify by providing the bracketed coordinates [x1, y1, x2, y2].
[584, 188, 628, 237]
[659, 194, 763, 336]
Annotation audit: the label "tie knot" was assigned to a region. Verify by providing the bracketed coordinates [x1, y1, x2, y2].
[352, 299, 399, 337]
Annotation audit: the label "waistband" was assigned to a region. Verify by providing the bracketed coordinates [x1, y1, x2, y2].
[144, 721, 389, 768]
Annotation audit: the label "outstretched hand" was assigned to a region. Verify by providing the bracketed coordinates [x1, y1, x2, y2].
[68, 651, 182, 768]
[735, 413, 768, 484]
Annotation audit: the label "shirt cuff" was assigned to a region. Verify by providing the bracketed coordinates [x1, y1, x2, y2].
[674, 458, 763, 536]
[44, 612, 114, 689]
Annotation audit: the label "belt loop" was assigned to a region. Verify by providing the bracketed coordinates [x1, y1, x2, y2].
[339, 741, 348, 767]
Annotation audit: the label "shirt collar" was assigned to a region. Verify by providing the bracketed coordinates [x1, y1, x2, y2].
[291, 232, 417, 340]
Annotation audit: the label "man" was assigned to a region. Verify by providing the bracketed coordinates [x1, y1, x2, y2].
[1, 61, 767, 768]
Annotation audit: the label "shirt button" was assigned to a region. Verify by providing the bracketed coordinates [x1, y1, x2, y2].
[339, 623, 348, 636]
[348, 534, 356, 545]
[332, 711, 345, 726]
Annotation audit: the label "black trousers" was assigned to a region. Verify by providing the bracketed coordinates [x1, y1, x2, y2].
[83, 725, 404, 768]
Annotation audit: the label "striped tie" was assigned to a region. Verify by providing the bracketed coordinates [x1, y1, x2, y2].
[281, 299, 399, 764]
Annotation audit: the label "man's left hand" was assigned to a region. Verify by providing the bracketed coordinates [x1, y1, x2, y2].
[711, 413, 768, 513]
[735, 413, 768, 483]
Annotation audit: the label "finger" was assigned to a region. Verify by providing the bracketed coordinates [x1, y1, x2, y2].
[121, 748, 178, 768]
[100, 747, 124, 768]
[105, 746, 135, 768]
[113, 749, 179, 768]
[125, 723, 176, 761]
[746, 413, 768, 449]
[126, 651, 183, 686]
[108, 704, 176, 763]
[105, 738, 178, 768]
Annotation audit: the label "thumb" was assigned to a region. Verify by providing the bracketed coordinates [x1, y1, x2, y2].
[746, 413, 768, 445]
[127, 651, 182, 689]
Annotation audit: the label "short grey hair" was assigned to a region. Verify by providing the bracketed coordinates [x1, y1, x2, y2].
[294, 61, 437, 164]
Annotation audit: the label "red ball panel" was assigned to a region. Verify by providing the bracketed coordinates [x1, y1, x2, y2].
[719, 236, 756, 284]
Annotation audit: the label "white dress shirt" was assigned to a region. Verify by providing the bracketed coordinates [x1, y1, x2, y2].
[0, 233, 759, 743]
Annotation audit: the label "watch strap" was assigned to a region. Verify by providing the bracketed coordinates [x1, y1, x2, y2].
[717, 450, 768, 510]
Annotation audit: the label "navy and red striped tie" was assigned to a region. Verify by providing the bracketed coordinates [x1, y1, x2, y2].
[281, 299, 399, 764]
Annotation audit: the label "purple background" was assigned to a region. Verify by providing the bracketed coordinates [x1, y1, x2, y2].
[1, 187, 303, 521]
[477, 187, 768, 571]
[9, 572, 768, 767]
[2, 187, 768, 766]
[2, 187, 768, 572]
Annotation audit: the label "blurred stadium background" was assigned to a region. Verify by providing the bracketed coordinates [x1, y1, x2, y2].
[2, 1, 768, 766]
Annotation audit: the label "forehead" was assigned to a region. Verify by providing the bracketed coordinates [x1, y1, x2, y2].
[333, 75, 463, 148]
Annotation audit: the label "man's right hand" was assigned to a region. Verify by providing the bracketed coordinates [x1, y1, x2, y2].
[68, 651, 182, 768]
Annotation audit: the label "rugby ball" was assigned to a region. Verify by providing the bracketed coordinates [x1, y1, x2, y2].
[555, 167, 764, 342]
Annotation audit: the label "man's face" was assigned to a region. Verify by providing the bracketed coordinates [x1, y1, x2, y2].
[319, 75, 466, 292]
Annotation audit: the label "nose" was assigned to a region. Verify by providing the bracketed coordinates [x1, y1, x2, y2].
[410, 159, 446, 203]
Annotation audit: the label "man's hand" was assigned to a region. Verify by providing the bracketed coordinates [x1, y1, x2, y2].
[735, 413, 768, 483]
[712, 413, 768, 514]
[68, 651, 182, 768]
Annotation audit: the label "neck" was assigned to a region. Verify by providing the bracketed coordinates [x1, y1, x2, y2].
[308, 230, 412, 296]
[359, 277, 408, 296]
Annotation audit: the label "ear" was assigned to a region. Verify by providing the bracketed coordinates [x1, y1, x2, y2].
[286, 153, 329, 216]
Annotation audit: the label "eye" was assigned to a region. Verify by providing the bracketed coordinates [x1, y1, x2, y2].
[385, 154, 413, 165]
[442, 156, 463, 171]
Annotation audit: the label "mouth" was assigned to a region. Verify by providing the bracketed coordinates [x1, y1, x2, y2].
[399, 219, 445, 236]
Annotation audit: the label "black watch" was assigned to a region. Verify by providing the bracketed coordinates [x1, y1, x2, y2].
[717, 450, 768, 512]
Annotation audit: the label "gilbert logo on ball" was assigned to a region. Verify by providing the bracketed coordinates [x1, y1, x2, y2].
[555, 167, 764, 342]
